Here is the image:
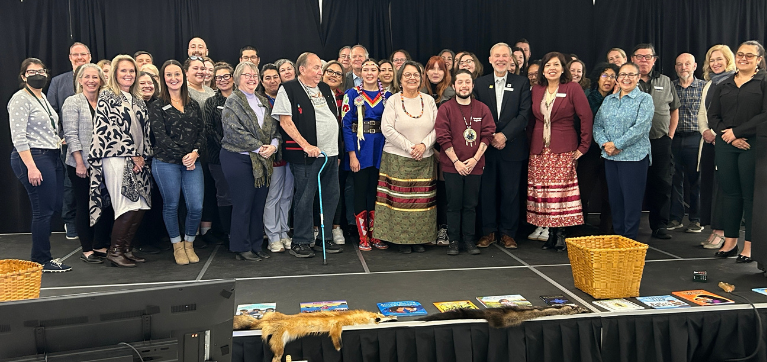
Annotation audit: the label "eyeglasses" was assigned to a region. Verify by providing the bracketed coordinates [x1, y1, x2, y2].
[25, 69, 48, 76]
[214, 74, 232, 81]
[392, 58, 407, 63]
[324, 69, 343, 78]
[632, 54, 656, 61]
[402, 72, 420, 79]
[618, 72, 638, 78]
[600, 74, 616, 80]
[241, 56, 259, 62]
[241, 73, 258, 79]
[189, 56, 204, 61]
[459, 59, 474, 65]
[70, 52, 90, 57]
[736, 52, 759, 60]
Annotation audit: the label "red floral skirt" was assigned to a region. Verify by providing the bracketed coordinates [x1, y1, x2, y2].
[526, 148, 584, 227]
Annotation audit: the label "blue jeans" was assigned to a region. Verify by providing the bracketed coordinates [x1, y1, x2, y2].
[670, 132, 702, 223]
[291, 156, 339, 245]
[220, 150, 270, 253]
[10, 148, 64, 263]
[605, 157, 649, 240]
[151, 159, 203, 242]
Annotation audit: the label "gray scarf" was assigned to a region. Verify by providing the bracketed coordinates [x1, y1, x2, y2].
[224, 89, 279, 187]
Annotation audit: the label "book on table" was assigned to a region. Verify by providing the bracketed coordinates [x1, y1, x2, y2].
[433, 300, 479, 312]
[300, 300, 349, 313]
[236, 303, 277, 319]
[377, 301, 428, 316]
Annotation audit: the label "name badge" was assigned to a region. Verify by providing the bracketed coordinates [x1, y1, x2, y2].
[556, 93, 567, 98]
[217, 106, 224, 110]
[504, 87, 514, 92]
[654, 86, 663, 90]
[162, 104, 172, 110]
[489, 85, 494, 89]
[505, 84, 512, 88]
[472, 117, 482, 122]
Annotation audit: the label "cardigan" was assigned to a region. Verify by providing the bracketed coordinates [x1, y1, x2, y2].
[7, 89, 60, 152]
[528, 81, 593, 155]
[62, 93, 97, 167]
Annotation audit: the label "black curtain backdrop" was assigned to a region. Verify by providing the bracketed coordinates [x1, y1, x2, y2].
[1, 0, 766, 232]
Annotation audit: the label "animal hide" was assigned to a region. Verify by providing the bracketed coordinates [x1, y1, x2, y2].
[417, 304, 590, 327]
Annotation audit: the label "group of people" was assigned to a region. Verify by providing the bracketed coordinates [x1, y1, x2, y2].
[8, 36, 765, 273]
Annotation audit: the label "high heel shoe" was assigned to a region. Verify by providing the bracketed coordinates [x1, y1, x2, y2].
[714, 246, 739, 258]
[736, 255, 753, 263]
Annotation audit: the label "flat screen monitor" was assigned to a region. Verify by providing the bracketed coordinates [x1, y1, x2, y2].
[0, 279, 235, 362]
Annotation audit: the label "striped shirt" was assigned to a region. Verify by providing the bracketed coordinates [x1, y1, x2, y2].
[673, 77, 705, 133]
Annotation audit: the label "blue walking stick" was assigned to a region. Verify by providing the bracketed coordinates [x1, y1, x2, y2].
[317, 151, 329, 265]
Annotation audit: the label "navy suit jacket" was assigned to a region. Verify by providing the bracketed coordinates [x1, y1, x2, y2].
[473, 72, 532, 162]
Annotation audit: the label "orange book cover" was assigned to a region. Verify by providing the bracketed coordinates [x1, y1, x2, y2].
[671, 290, 734, 306]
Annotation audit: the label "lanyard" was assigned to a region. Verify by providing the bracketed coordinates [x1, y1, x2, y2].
[25, 86, 56, 131]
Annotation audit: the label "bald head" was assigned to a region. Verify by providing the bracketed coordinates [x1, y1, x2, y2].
[675, 53, 697, 81]
[188, 37, 208, 57]
[297, 52, 323, 87]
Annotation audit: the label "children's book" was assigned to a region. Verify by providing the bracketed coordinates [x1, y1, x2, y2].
[299, 300, 349, 313]
[377, 301, 428, 316]
[476, 295, 533, 308]
[236, 303, 277, 319]
[433, 300, 479, 312]
[540, 295, 572, 306]
[672, 290, 734, 306]
[752, 288, 767, 296]
[592, 299, 645, 311]
[636, 295, 691, 309]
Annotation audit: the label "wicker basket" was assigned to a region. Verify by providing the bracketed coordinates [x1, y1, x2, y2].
[0, 259, 43, 302]
[566, 235, 648, 299]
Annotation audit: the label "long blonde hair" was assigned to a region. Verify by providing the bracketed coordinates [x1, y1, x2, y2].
[106, 55, 141, 98]
[702, 45, 736, 81]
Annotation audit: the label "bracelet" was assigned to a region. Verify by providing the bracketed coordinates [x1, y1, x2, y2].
[473, 157, 479, 162]
[452, 159, 459, 164]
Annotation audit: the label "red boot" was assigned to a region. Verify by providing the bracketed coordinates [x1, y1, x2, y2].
[369, 210, 388, 249]
[356, 211, 371, 251]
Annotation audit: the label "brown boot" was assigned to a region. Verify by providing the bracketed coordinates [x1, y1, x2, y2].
[123, 210, 146, 263]
[184, 241, 200, 263]
[106, 213, 137, 268]
[476, 233, 496, 248]
[173, 242, 190, 265]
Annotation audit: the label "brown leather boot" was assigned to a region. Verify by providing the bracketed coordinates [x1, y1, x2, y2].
[106, 213, 137, 268]
[123, 210, 146, 263]
[476, 233, 496, 247]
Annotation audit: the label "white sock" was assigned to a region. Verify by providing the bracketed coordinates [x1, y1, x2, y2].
[201, 227, 211, 235]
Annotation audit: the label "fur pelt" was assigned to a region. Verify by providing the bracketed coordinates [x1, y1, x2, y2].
[233, 310, 396, 362]
[417, 304, 590, 327]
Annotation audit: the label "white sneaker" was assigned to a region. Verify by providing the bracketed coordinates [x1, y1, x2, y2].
[332, 228, 346, 244]
[538, 227, 550, 241]
[269, 242, 285, 253]
[528, 227, 544, 240]
[280, 237, 292, 250]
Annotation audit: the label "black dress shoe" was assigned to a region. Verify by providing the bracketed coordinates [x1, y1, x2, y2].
[736, 254, 754, 263]
[651, 228, 672, 239]
[92, 250, 107, 258]
[255, 251, 271, 259]
[399, 245, 412, 254]
[236, 251, 262, 261]
[80, 253, 104, 264]
[715, 246, 739, 258]
[412, 244, 426, 253]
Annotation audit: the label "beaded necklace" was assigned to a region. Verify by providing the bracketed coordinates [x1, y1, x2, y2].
[400, 92, 425, 118]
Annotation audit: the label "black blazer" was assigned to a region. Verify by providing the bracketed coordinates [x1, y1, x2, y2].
[343, 71, 355, 91]
[473, 72, 532, 161]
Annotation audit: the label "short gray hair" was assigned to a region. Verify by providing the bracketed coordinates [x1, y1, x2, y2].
[275, 58, 296, 72]
[489, 42, 512, 56]
[295, 53, 312, 73]
[233, 61, 258, 87]
[351, 44, 369, 58]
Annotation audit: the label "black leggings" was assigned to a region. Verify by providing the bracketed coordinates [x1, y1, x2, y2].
[353, 167, 379, 214]
[67, 166, 113, 252]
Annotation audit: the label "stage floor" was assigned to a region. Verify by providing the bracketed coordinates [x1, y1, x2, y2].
[3, 214, 767, 316]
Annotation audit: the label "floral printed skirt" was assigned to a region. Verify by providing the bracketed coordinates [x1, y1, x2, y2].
[526, 148, 584, 227]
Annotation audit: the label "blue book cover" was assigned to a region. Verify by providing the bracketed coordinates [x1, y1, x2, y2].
[636, 295, 690, 309]
[377, 301, 428, 316]
[752, 288, 767, 296]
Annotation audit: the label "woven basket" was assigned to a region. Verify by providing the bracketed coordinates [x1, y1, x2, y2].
[566, 235, 648, 299]
[0, 259, 43, 302]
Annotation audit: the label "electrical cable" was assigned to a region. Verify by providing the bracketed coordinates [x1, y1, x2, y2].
[118, 342, 145, 362]
[719, 286, 764, 362]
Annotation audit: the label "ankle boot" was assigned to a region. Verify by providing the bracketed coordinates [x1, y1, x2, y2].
[184, 241, 200, 263]
[123, 211, 146, 263]
[173, 242, 189, 265]
[542, 227, 556, 250]
[447, 240, 460, 255]
[554, 228, 567, 252]
[355, 211, 371, 251]
[106, 213, 137, 268]
[464, 240, 481, 255]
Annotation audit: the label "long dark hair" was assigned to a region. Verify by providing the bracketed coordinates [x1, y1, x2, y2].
[160, 59, 189, 106]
